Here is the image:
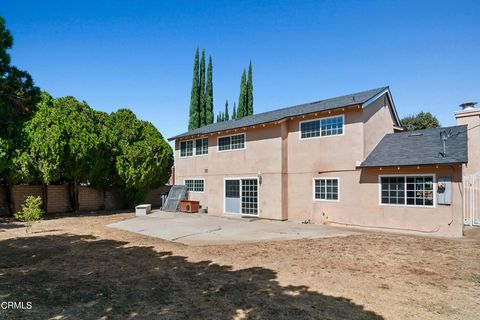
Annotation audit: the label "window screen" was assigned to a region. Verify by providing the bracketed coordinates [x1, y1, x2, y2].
[301, 116, 343, 139]
[218, 134, 245, 151]
[225, 180, 240, 198]
[184, 179, 204, 192]
[314, 178, 339, 201]
[180, 140, 193, 157]
[381, 177, 405, 205]
[195, 138, 208, 155]
[381, 176, 434, 207]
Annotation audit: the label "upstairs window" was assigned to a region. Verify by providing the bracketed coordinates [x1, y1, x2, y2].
[300, 115, 344, 139]
[184, 179, 204, 192]
[218, 133, 245, 151]
[180, 140, 193, 157]
[195, 138, 208, 155]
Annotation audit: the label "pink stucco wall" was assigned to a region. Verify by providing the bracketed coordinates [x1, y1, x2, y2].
[174, 93, 465, 237]
[456, 108, 480, 176]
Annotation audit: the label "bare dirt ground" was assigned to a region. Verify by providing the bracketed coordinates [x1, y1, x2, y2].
[0, 212, 479, 320]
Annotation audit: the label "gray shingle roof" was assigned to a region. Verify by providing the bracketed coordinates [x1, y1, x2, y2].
[360, 125, 468, 167]
[169, 86, 390, 140]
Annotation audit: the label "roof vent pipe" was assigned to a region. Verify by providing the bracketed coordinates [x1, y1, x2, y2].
[459, 102, 477, 110]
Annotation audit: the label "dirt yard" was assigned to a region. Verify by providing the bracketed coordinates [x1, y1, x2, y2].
[0, 212, 479, 320]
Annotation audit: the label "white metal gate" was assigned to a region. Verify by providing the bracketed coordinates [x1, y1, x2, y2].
[464, 173, 480, 226]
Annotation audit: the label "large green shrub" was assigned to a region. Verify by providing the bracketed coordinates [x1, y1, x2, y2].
[14, 196, 44, 232]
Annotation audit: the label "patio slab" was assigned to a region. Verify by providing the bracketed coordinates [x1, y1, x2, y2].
[108, 210, 362, 246]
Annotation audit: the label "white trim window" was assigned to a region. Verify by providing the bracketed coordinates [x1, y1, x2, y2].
[380, 175, 434, 207]
[218, 133, 245, 151]
[314, 178, 339, 201]
[195, 138, 208, 155]
[184, 179, 204, 192]
[180, 140, 193, 157]
[300, 115, 344, 139]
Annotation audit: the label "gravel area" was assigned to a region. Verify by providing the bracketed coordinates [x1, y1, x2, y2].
[0, 212, 479, 319]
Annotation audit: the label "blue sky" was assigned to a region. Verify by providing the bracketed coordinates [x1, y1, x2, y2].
[2, 0, 479, 142]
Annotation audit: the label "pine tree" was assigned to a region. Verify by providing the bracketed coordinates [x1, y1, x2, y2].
[216, 113, 219, 123]
[188, 48, 200, 130]
[205, 56, 214, 124]
[198, 49, 206, 126]
[232, 102, 237, 119]
[237, 69, 247, 118]
[246, 61, 253, 116]
[225, 100, 229, 121]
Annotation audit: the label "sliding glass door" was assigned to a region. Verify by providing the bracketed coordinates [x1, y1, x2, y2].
[224, 178, 258, 215]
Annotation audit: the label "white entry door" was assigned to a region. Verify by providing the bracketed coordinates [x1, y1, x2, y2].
[224, 178, 258, 215]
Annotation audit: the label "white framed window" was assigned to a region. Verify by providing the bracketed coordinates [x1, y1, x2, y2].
[379, 175, 435, 207]
[195, 138, 208, 155]
[180, 138, 208, 157]
[300, 115, 344, 139]
[217, 133, 245, 151]
[180, 140, 193, 157]
[184, 179, 204, 192]
[313, 178, 339, 201]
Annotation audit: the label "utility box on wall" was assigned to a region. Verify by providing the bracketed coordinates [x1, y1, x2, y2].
[437, 177, 452, 205]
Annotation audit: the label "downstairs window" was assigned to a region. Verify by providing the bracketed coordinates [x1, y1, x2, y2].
[380, 175, 434, 207]
[184, 179, 204, 192]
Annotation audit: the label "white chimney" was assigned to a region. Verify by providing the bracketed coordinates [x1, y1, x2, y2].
[456, 101, 480, 176]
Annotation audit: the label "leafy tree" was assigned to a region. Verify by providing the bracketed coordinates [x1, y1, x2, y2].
[237, 69, 247, 118]
[246, 61, 253, 116]
[199, 49, 206, 126]
[188, 48, 200, 130]
[19, 92, 61, 210]
[0, 16, 40, 137]
[232, 102, 237, 120]
[224, 100, 229, 121]
[14, 195, 44, 232]
[205, 56, 214, 124]
[107, 109, 173, 205]
[22, 92, 62, 184]
[401, 111, 440, 131]
[23, 95, 101, 211]
[0, 16, 40, 214]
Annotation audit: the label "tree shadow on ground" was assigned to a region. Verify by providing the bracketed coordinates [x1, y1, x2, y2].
[0, 234, 383, 320]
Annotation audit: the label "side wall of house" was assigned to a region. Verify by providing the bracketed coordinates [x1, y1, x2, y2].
[175, 124, 285, 219]
[362, 94, 396, 158]
[287, 107, 365, 220]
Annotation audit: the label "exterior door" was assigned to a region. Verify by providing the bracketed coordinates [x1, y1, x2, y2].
[225, 179, 241, 213]
[241, 179, 258, 215]
[224, 178, 258, 215]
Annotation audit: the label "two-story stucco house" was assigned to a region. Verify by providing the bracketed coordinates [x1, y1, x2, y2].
[169, 87, 478, 237]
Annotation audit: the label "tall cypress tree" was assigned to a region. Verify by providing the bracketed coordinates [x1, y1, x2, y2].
[225, 100, 229, 121]
[237, 69, 247, 118]
[188, 48, 200, 130]
[246, 61, 253, 116]
[205, 56, 214, 124]
[198, 49, 206, 126]
[232, 102, 237, 120]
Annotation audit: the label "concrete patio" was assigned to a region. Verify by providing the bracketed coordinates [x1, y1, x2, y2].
[108, 210, 363, 246]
